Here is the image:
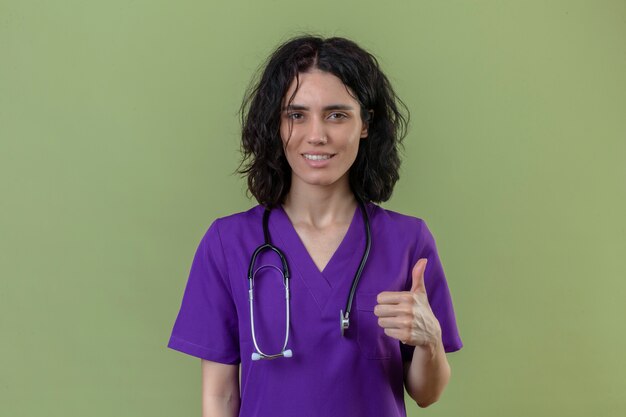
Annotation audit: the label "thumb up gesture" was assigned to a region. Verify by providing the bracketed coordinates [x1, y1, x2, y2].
[374, 259, 442, 347]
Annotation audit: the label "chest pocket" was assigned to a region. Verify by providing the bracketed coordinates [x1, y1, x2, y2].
[355, 292, 396, 359]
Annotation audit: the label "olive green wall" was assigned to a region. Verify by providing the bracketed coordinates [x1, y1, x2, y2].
[1, 0, 625, 416]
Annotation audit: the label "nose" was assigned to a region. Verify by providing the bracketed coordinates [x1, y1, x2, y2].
[306, 115, 327, 145]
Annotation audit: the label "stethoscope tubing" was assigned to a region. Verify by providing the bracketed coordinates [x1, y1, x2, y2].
[249, 264, 291, 360]
[248, 196, 371, 360]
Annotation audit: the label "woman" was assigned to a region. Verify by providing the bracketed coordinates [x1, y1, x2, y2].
[167, 34, 462, 417]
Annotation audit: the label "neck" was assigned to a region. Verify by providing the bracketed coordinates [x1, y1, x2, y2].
[282, 175, 358, 228]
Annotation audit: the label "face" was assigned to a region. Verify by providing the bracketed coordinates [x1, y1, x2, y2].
[279, 69, 369, 191]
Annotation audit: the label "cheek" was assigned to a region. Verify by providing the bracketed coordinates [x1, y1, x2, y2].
[279, 124, 297, 152]
[282, 138, 296, 158]
[281, 137, 299, 167]
[344, 133, 362, 153]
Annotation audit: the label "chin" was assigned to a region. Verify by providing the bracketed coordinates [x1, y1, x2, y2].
[303, 177, 337, 187]
[293, 171, 347, 189]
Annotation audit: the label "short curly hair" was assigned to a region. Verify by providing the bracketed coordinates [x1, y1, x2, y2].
[237, 34, 410, 208]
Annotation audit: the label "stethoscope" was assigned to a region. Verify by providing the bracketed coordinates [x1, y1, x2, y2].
[247, 197, 371, 360]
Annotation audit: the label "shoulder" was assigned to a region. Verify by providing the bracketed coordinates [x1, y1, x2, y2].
[213, 205, 264, 229]
[368, 203, 435, 255]
[368, 202, 427, 236]
[201, 205, 265, 243]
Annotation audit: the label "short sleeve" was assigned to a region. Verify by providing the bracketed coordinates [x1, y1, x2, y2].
[166, 220, 240, 364]
[401, 219, 463, 361]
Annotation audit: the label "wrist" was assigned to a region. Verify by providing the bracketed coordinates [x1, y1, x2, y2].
[420, 330, 443, 360]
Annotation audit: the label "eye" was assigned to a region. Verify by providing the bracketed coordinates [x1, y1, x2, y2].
[287, 112, 303, 120]
[329, 112, 348, 120]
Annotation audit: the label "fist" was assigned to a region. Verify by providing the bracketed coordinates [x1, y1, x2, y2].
[374, 258, 442, 347]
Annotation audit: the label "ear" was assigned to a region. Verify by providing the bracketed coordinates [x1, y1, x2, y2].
[360, 109, 374, 138]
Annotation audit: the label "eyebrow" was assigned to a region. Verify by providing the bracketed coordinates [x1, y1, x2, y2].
[282, 104, 355, 111]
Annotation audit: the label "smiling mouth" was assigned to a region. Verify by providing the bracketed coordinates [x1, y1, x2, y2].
[302, 154, 335, 160]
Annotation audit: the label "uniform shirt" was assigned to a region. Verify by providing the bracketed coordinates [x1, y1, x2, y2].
[167, 202, 463, 416]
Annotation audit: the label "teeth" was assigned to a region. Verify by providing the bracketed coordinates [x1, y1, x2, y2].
[303, 154, 332, 160]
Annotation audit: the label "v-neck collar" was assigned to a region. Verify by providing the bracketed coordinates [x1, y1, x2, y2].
[269, 203, 366, 312]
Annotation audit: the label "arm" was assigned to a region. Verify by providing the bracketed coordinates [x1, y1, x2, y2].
[375, 258, 453, 408]
[201, 359, 240, 417]
[402, 336, 451, 407]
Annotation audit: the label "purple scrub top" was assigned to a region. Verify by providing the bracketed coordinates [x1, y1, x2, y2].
[167, 202, 462, 416]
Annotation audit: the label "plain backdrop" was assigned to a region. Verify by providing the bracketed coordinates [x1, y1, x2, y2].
[1, 0, 625, 416]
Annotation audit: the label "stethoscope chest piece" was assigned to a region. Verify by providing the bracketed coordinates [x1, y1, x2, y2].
[340, 310, 350, 336]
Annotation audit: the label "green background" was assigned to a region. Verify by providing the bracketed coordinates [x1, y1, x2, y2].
[2, 0, 625, 416]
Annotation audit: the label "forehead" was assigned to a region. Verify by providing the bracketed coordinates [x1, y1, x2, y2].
[282, 69, 358, 106]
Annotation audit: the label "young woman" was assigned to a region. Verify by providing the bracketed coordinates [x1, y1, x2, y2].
[167, 34, 462, 417]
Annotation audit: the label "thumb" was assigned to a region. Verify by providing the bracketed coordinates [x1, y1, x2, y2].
[410, 258, 428, 293]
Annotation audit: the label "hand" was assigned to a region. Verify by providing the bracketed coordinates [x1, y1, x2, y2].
[374, 259, 442, 348]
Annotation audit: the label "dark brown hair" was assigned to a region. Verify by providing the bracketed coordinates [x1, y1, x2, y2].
[237, 34, 410, 207]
